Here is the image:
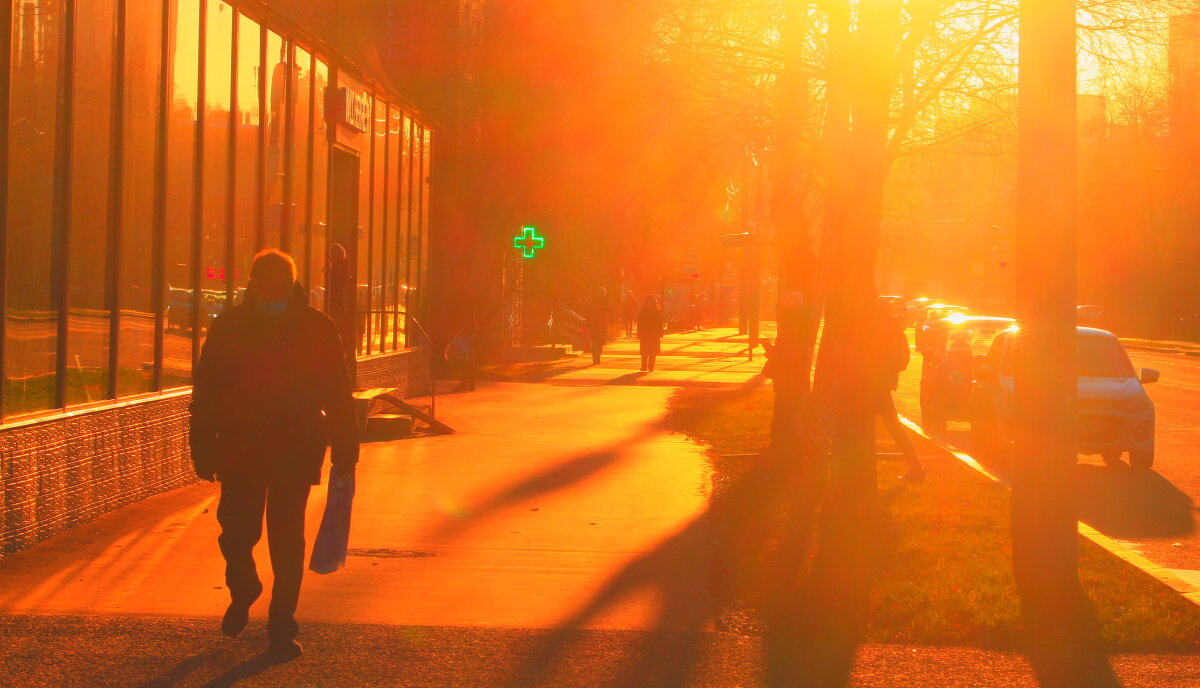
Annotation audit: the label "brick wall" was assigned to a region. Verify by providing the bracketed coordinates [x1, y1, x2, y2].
[1, 393, 193, 557]
[0, 348, 430, 558]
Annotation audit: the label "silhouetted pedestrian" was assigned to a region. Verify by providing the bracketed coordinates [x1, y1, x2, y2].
[622, 291, 638, 338]
[444, 328, 476, 392]
[328, 243, 355, 364]
[638, 296, 664, 372]
[871, 298, 924, 483]
[190, 249, 358, 661]
[585, 287, 611, 365]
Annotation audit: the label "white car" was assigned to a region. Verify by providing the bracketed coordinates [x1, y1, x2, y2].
[971, 327, 1158, 470]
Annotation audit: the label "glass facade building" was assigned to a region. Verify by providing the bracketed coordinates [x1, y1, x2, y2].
[1, 0, 434, 421]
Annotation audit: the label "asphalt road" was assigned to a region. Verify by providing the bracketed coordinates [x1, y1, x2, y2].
[894, 340, 1200, 590]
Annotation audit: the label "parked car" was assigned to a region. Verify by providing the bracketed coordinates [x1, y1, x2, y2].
[912, 303, 970, 348]
[918, 314, 1015, 432]
[971, 326, 1159, 470]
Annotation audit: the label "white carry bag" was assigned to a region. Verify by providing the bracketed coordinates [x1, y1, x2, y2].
[308, 469, 356, 574]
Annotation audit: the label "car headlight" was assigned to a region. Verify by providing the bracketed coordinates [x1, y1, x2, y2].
[1116, 395, 1150, 413]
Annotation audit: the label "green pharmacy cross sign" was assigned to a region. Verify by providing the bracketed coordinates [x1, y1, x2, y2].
[513, 226, 546, 259]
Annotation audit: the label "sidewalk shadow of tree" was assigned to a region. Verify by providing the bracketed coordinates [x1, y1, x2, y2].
[429, 376, 767, 542]
[507, 425, 887, 688]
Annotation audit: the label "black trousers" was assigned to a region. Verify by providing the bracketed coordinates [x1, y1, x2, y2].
[591, 336, 606, 365]
[217, 479, 312, 641]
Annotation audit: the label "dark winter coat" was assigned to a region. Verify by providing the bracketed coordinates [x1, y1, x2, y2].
[637, 307, 664, 342]
[189, 283, 359, 485]
[586, 298, 611, 340]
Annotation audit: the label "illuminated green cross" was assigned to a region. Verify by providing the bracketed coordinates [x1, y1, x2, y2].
[513, 226, 545, 259]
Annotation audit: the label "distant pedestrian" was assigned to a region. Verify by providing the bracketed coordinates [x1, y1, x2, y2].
[622, 291, 638, 338]
[585, 287, 611, 365]
[444, 328, 476, 392]
[190, 249, 358, 661]
[871, 298, 924, 484]
[638, 295, 664, 372]
[328, 243, 355, 364]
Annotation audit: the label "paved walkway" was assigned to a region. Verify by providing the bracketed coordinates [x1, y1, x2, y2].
[1, 327, 1197, 686]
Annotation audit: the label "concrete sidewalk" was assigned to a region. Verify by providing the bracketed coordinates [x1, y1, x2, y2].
[2, 327, 1197, 687]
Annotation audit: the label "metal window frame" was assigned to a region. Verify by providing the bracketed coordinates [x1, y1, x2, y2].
[299, 45, 316, 294]
[255, 17, 266, 252]
[0, 0, 12, 417]
[51, 0, 78, 409]
[391, 106, 403, 351]
[378, 99, 390, 353]
[363, 91, 376, 356]
[224, 2, 238, 305]
[150, 0, 172, 392]
[105, 0, 128, 402]
[281, 38, 295, 253]
[189, 0, 207, 372]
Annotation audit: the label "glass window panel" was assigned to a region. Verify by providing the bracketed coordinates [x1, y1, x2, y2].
[309, 57, 329, 310]
[6, 0, 64, 415]
[263, 29, 285, 250]
[117, 0, 164, 397]
[386, 107, 402, 351]
[355, 93, 373, 356]
[419, 128, 431, 325]
[403, 116, 417, 347]
[66, 0, 116, 406]
[232, 13, 259, 306]
[291, 46, 311, 291]
[370, 98, 388, 354]
[163, 0, 200, 387]
[200, 0, 232, 345]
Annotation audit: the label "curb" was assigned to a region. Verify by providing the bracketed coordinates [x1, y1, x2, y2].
[897, 415, 1200, 608]
[1122, 343, 1200, 357]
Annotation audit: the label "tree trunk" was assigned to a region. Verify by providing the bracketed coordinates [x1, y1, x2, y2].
[1013, 2, 1118, 684]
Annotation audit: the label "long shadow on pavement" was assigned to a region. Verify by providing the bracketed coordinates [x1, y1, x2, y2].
[1075, 465, 1195, 539]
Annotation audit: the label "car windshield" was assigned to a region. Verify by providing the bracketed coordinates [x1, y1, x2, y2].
[1077, 335, 1135, 378]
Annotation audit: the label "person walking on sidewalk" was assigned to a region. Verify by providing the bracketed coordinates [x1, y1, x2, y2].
[444, 327, 476, 392]
[622, 291, 638, 338]
[190, 249, 359, 661]
[871, 297, 925, 484]
[638, 295, 665, 372]
[585, 287, 612, 365]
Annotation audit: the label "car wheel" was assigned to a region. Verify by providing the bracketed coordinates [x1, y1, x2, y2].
[1130, 447, 1153, 471]
[1101, 452, 1124, 468]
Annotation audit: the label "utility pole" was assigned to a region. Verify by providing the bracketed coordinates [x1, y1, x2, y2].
[1013, 1, 1116, 684]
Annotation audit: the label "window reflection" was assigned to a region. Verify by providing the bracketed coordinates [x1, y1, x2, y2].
[263, 29, 286, 250]
[118, 0, 164, 397]
[356, 92, 373, 356]
[6, 0, 64, 414]
[386, 106, 403, 351]
[163, 0, 201, 387]
[370, 98, 388, 354]
[309, 58, 329, 311]
[418, 127, 432, 327]
[233, 13, 260, 303]
[292, 46, 311, 290]
[66, 0, 116, 406]
[200, 0, 233, 345]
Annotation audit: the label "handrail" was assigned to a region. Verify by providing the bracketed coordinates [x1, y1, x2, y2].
[394, 309, 438, 422]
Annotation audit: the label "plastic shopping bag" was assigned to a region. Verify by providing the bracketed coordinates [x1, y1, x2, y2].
[308, 470, 356, 574]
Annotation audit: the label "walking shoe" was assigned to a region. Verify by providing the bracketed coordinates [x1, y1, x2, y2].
[265, 639, 303, 662]
[222, 600, 253, 637]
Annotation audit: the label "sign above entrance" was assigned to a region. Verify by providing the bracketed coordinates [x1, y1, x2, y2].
[338, 87, 371, 133]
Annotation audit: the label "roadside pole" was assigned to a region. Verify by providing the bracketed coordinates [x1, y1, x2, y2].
[1013, 1, 1116, 684]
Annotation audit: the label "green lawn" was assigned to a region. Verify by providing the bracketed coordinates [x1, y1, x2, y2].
[666, 388, 1200, 651]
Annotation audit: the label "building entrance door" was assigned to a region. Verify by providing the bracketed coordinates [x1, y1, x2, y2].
[329, 147, 361, 364]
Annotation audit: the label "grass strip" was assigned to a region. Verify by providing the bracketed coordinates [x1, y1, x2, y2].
[666, 387, 1200, 651]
